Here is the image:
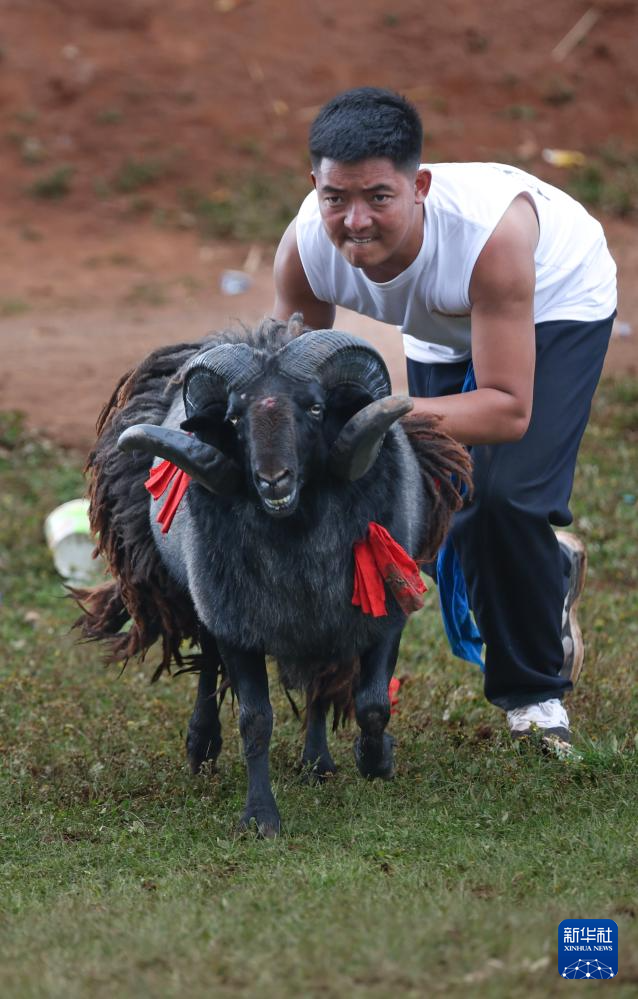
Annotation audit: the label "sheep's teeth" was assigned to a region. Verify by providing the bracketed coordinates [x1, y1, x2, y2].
[264, 493, 294, 509]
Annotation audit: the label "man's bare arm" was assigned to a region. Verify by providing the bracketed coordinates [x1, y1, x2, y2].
[410, 196, 538, 444]
[273, 218, 336, 329]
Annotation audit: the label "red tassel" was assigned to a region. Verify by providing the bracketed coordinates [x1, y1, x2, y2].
[352, 535, 387, 616]
[352, 522, 427, 617]
[145, 459, 179, 500]
[389, 676, 401, 715]
[144, 460, 192, 534]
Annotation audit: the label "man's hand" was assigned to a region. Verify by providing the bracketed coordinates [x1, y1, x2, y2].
[411, 195, 538, 444]
[273, 218, 336, 330]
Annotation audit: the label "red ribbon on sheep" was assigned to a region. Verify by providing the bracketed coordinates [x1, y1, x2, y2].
[352, 522, 427, 617]
[145, 462, 426, 617]
[145, 459, 191, 534]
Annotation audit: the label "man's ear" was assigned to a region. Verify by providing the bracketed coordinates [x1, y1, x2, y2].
[310, 171, 317, 190]
[415, 168, 432, 204]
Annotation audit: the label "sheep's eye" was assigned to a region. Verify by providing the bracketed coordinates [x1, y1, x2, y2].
[308, 404, 323, 418]
[228, 415, 240, 426]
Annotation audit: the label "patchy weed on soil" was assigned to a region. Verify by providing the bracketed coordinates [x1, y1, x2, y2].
[0, 383, 636, 997]
[566, 149, 638, 219]
[179, 171, 311, 243]
[113, 158, 171, 194]
[27, 165, 74, 200]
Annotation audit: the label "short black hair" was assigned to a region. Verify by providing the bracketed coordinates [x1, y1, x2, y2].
[309, 87, 423, 173]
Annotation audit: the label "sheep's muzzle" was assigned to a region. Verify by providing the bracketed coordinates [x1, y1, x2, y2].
[248, 394, 300, 517]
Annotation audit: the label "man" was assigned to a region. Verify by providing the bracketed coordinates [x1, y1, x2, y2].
[272, 87, 616, 749]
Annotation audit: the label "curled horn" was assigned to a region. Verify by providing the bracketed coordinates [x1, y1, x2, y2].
[118, 341, 263, 498]
[279, 330, 391, 400]
[329, 395, 414, 481]
[118, 424, 241, 496]
[279, 330, 406, 480]
[183, 342, 263, 418]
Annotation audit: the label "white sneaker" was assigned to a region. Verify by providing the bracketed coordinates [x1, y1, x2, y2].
[507, 698, 571, 742]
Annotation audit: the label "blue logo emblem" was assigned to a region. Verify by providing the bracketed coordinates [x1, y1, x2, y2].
[558, 919, 618, 979]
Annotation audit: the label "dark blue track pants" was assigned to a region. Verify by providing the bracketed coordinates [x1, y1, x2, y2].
[407, 314, 614, 710]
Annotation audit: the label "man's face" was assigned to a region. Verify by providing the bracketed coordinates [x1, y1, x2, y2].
[311, 157, 430, 277]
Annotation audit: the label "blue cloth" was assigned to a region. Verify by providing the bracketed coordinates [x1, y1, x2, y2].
[436, 362, 485, 668]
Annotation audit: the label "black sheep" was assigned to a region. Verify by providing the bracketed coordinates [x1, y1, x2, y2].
[74, 314, 471, 836]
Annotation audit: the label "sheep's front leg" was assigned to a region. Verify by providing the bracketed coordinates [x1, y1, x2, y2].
[186, 629, 223, 773]
[217, 640, 280, 838]
[354, 625, 403, 779]
[300, 697, 337, 782]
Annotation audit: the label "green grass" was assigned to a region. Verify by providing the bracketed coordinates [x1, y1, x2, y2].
[179, 171, 311, 242]
[122, 280, 168, 307]
[501, 105, 537, 121]
[112, 158, 169, 194]
[0, 298, 30, 317]
[27, 166, 74, 200]
[95, 108, 123, 126]
[0, 382, 637, 997]
[566, 162, 638, 218]
[563, 143, 638, 218]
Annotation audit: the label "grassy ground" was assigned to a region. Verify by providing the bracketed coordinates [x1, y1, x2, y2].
[0, 381, 637, 998]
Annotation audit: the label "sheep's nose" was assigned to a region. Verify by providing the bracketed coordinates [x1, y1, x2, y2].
[255, 468, 293, 496]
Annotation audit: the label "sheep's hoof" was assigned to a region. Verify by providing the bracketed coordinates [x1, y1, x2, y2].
[186, 729, 222, 775]
[299, 754, 337, 785]
[236, 803, 281, 839]
[354, 732, 395, 780]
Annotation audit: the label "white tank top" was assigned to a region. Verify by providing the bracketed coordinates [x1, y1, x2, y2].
[296, 162, 617, 363]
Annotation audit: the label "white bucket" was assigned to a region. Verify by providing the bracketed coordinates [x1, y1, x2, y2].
[44, 498, 103, 584]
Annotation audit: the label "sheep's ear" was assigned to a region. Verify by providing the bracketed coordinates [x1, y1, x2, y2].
[328, 395, 413, 481]
[118, 424, 241, 497]
[180, 414, 219, 433]
[180, 399, 227, 433]
[286, 312, 306, 338]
